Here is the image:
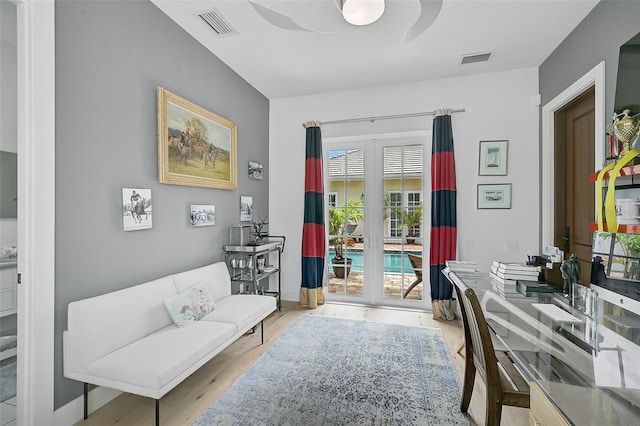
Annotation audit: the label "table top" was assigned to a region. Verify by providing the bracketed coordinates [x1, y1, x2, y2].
[445, 269, 640, 425]
[224, 239, 283, 253]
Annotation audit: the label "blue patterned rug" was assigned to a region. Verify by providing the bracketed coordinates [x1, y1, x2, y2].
[194, 315, 471, 425]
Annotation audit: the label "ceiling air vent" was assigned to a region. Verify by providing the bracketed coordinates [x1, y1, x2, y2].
[461, 52, 492, 65]
[197, 8, 237, 37]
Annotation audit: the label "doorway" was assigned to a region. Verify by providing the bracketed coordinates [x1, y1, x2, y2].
[541, 62, 605, 286]
[324, 132, 430, 310]
[0, 2, 19, 423]
[14, 0, 56, 424]
[553, 87, 595, 284]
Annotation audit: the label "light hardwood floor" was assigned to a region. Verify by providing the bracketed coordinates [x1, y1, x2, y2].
[75, 302, 529, 425]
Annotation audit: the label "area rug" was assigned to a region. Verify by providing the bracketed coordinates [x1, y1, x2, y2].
[0, 358, 17, 402]
[194, 315, 471, 425]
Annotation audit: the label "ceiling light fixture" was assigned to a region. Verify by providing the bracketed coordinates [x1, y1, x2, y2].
[342, 0, 385, 26]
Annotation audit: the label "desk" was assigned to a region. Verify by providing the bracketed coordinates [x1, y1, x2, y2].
[445, 270, 640, 425]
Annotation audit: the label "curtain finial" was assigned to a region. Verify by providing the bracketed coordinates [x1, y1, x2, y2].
[434, 108, 452, 117]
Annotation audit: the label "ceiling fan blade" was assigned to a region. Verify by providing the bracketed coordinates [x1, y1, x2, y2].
[249, 0, 351, 34]
[248, 1, 310, 32]
[401, 0, 443, 45]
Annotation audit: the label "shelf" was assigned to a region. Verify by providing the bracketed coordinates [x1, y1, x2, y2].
[224, 240, 282, 254]
[589, 164, 640, 182]
[230, 269, 279, 282]
[590, 223, 640, 234]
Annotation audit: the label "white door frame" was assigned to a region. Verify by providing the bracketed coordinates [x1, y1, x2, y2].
[323, 130, 430, 310]
[16, 0, 55, 424]
[541, 61, 605, 248]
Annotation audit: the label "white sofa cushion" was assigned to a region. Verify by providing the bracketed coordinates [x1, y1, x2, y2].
[86, 321, 236, 391]
[66, 276, 177, 368]
[164, 282, 216, 327]
[202, 294, 276, 332]
[171, 262, 231, 302]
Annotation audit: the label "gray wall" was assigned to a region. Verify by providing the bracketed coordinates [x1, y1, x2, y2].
[539, 1, 640, 121]
[55, 0, 269, 408]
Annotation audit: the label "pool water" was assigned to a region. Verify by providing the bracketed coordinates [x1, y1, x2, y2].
[328, 249, 421, 273]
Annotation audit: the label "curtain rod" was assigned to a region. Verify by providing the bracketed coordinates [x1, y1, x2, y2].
[301, 108, 465, 128]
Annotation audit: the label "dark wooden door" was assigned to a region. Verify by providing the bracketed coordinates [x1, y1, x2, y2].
[554, 87, 595, 285]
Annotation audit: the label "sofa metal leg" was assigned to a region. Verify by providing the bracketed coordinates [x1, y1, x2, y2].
[156, 399, 160, 426]
[261, 320, 264, 344]
[84, 383, 89, 419]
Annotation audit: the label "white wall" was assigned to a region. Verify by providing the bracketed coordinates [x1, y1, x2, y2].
[270, 68, 540, 302]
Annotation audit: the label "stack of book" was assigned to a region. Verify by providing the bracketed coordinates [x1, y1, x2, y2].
[516, 279, 557, 296]
[490, 261, 541, 280]
[489, 261, 542, 297]
[445, 260, 483, 278]
[446, 260, 478, 272]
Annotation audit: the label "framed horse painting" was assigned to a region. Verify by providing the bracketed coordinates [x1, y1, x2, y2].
[157, 87, 238, 189]
[122, 188, 152, 231]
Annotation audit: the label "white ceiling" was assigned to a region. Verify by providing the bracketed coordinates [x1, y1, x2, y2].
[152, 0, 600, 100]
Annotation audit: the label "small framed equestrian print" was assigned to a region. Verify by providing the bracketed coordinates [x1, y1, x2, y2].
[157, 87, 238, 189]
[123, 188, 152, 231]
[240, 196, 253, 222]
[248, 161, 263, 180]
[190, 204, 216, 227]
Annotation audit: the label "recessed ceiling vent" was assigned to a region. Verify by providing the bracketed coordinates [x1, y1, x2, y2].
[197, 8, 238, 37]
[461, 52, 492, 65]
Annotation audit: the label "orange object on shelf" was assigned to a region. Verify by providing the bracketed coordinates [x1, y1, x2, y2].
[589, 164, 640, 182]
[590, 222, 640, 234]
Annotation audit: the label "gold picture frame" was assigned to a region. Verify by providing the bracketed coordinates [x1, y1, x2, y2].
[157, 87, 237, 189]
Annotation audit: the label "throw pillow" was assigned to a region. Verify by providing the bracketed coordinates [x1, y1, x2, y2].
[164, 282, 216, 327]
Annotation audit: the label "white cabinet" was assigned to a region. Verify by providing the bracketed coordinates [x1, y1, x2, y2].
[0, 264, 17, 316]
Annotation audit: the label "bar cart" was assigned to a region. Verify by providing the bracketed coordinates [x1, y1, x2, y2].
[223, 236, 284, 310]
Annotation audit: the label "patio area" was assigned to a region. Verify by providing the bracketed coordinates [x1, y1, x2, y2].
[327, 242, 427, 301]
[328, 270, 424, 301]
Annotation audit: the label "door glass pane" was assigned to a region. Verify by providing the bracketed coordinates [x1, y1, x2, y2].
[382, 144, 424, 300]
[328, 149, 364, 297]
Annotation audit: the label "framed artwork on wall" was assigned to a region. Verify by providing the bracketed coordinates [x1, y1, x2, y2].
[478, 140, 508, 176]
[477, 184, 511, 209]
[240, 196, 253, 222]
[190, 204, 216, 227]
[122, 188, 152, 231]
[157, 87, 237, 189]
[248, 161, 263, 180]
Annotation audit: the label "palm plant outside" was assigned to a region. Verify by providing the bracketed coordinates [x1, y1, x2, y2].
[615, 233, 640, 278]
[599, 232, 640, 278]
[328, 198, 363, 259]
[404, 207, 423, 238]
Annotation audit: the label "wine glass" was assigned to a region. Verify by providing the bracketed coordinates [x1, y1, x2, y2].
[238, 258, 246, 278]
[230, 258, 238, 277]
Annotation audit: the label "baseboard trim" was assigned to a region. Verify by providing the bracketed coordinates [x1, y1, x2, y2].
[53, 386, 122, 425]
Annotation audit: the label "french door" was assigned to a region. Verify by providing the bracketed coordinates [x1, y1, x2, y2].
[324, 132, 430, 309]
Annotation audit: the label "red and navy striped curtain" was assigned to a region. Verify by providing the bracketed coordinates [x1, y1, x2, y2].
[300, 122, 326, 308]
[430, 111, 457, 320]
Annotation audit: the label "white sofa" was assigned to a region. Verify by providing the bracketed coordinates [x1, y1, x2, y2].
[63, 261, 276, 425]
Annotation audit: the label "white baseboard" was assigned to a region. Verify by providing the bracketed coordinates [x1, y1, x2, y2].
[53, 386, 122, 425]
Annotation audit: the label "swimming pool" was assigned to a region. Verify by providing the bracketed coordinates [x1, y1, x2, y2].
[328, 248, 421, 273]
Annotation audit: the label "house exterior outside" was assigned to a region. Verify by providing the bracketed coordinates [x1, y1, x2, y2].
[328, 146, 424, 241]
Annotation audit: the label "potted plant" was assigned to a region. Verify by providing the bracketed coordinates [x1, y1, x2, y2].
[328, 198, 363, 278]
[404, 207, 422, 245]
